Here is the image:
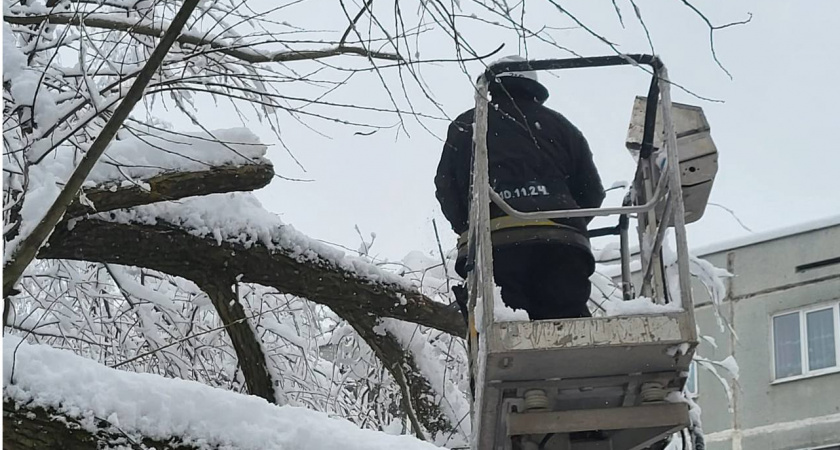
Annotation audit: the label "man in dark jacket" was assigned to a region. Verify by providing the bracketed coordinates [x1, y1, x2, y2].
[435, 56, 605, 320]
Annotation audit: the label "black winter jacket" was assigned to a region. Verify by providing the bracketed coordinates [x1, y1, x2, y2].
[435, 90, 605, 253]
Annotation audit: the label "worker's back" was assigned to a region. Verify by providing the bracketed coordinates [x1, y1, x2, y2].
[437, 86, 604, 236]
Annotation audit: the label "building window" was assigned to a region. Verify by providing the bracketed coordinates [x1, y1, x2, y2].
[772, 302, 840, 381]
[807, 309, 837, 370]
[773, 312, 802, 378]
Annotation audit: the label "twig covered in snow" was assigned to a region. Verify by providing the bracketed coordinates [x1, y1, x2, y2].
[376, 318, 471, 445]
[9, 261, 411, 431]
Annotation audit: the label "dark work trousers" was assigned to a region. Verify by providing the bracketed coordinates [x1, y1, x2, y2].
[492, 243, 593, 320]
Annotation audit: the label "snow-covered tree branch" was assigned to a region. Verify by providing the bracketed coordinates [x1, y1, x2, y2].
[37, 211, 464, 337]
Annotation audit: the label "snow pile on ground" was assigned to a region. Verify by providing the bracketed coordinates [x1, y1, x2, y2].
[3, 336, 441, 450]
[93, 192, 415, 290]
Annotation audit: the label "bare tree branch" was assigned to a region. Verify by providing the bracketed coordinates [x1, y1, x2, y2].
[546, 0, 726, 103]
[679, 1, 753, 79]
[611, 0, 625, 28]
[197, 278, 279, 404]
[708, 202, 753, 233]
[3, 13, 403, 64]
[629, 0, 655, 54]
[339, 0, 375, 47]
[67, 163, 274, 218]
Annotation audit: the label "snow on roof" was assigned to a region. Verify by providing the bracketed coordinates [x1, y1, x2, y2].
[94, 192, 415, 290]
[3, 336, 442, 450]
[594, 214, 840, 265]
[595, 215, 840, 281]
[693, 213, 840, 257]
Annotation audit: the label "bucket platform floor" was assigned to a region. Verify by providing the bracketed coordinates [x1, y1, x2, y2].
[475, 312, 697, 450]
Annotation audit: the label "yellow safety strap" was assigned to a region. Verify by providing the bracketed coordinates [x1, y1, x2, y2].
[488, 216, 558, 231]
[458, 217, 562, 247]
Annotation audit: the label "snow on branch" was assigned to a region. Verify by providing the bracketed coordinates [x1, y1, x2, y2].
[31, 192, 467, 433]
[5, 127, 269, 263]
[2, 0, 203, 298]
[3, 336, 441, 450]
[39, 194, 465, 337]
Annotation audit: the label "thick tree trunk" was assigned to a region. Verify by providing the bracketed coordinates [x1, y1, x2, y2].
[3, 400, 198, 450]
[36, 216, 466, 433]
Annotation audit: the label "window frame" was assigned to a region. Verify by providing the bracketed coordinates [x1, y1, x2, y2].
[771, 300, 840, 383]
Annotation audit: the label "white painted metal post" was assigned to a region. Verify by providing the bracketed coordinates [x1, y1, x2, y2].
[658, 66, 694, 312]
[473, 86, 496, 338]
[464, 75, 496, 330]
[467, 75, 496, 450]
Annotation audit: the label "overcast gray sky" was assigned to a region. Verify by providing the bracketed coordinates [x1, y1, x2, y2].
[210, 0, 838, 262]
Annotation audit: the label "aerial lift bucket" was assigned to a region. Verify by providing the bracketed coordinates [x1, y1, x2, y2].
[464, 55, 717, 450]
